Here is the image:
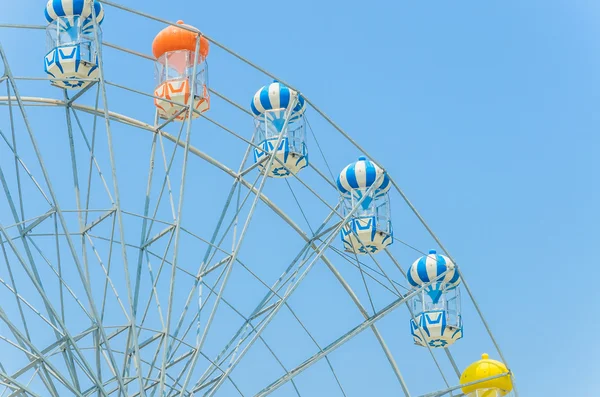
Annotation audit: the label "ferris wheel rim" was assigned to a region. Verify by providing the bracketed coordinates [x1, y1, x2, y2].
[0, 3, 516, 394]
[0, 70, 506, 397]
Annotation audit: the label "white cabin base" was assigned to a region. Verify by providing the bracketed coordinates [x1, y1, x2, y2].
[340, 217, 393, 254]
[410, 310, 463, 348]
[44, 45, 98, 89]
[154, 80, 209, 121]
[253, 137, 308, 178]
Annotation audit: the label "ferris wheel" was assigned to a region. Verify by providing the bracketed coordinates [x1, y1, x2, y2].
[0, 1, 518, 396]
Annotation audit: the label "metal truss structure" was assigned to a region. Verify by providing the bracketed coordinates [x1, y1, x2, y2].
[0, 2, 516, 396]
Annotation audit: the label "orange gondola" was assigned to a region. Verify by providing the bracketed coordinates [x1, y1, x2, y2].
[152, 20, 210, 120]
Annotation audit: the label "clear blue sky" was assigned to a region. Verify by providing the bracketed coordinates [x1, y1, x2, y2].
[1, 1, 599, 396]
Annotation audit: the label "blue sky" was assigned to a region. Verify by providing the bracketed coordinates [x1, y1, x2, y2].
[1, 0, 599, 396]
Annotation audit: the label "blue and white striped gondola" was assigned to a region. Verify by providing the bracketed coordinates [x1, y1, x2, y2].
[44, 0, 105, 89]
[408, 249, 463, 348]
[251, 82, 308, 178]
[337, 156, 393, 254]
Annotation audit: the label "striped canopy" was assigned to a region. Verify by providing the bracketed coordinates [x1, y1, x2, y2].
[336, 156, 390, 197]
[251, 82, 306, 129]
[407, 249, 461, 303]
[45, 0, 105, 34]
